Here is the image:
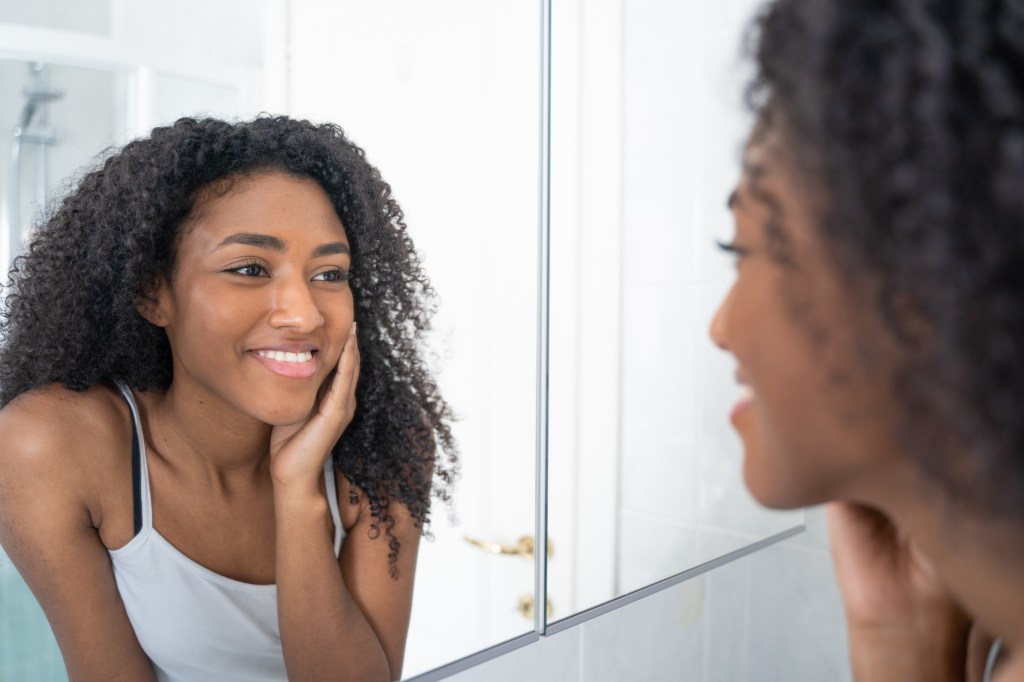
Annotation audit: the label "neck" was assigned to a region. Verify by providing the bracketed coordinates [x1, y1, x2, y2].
[135, 379, 273, 493]
[855, 468, 1024, 655]
[911, 511, 1024, 654]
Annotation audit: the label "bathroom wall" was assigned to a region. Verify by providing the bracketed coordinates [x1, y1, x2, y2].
[449, 507, 851, 682]
[0, 0, 110, 34]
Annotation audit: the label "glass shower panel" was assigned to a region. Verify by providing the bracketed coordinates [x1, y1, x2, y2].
[1, 59, 121, 269]
[0, 547, 64, 681]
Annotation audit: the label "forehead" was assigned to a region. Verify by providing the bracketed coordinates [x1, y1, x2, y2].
[737, 132, 788, 206]
[735, 132, 823, 249]
[181, 172, 348, 249]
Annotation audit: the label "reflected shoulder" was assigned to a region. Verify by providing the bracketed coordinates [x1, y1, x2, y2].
[338, 475, 419, 538]
[0, 382, 131, 474]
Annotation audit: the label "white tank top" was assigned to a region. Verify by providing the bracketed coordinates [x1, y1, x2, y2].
[108, 382, 345, 682]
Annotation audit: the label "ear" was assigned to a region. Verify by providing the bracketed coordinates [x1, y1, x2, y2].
[134, 278, 172, 328]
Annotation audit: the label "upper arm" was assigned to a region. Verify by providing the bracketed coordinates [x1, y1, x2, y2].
[337, 478, 421, 681]
[0, 395, 156, 681]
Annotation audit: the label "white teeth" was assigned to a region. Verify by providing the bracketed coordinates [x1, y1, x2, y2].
[254, 350, 314, 363]
[738, 385, 754, 401]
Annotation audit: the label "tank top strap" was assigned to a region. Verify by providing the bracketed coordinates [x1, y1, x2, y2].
[115, 381, 152, 536]
[323, 456, 344, 557]
[984, 639, 1004, 682]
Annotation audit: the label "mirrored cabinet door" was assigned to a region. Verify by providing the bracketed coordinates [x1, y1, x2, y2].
[0, 2, 542, 680]
[545, 0, 803, 625]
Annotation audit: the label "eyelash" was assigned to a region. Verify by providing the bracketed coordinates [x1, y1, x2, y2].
[313, 268, 350, 283]
[715, 240, 751, 258]
[226, 260, 350, 282]
[229, 260, 268, 277]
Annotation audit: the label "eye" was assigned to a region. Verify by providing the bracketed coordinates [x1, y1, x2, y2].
[226, 260, 269, 277]
[312, 268, 350, 283]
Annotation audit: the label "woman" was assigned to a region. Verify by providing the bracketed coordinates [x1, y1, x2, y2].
[0, 116, 457, 681]
[712, 1, 1024, 679]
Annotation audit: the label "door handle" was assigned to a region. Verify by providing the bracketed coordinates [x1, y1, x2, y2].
[463, 534, 554, 560]
[517, 593, 553, 620]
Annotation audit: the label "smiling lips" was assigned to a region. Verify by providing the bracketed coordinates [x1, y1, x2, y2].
[250, 349, 318, 379]
[731, 384, 754, 423]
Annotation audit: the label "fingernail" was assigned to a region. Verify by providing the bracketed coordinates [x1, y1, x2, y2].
[352, 322, 358, 335]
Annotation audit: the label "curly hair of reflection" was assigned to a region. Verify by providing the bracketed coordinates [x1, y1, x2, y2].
[0, 116, 458, 573]
[747, 0, 1024, 517]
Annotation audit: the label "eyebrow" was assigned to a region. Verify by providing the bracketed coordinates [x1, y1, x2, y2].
[215, 232, 350, 258]
[216, 232, 285, 251]
[311, 242, 351, 258]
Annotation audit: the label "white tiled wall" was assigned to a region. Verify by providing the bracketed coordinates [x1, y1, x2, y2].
[451, 507, 851, 682]
[616, 0, 802, 595]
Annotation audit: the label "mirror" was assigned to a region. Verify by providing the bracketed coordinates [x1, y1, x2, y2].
[544, 0, 803, 624]
[0, 1, 540, 679]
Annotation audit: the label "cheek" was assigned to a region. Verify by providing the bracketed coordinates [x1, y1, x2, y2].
[732, 328, 848, 506]
[172, 289, 257, 358]
[740, 389, 831, 508]
[737, 378, 812, 504]
[327, 289, 355, 321]
[739, 349, 886, 508]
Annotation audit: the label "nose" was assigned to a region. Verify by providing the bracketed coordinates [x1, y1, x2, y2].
[709, 282, 734, 352]
[268, 274, 325, 333]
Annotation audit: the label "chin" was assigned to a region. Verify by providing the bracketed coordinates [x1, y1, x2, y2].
[741, 448, 822, 510]
[253, 397, 317, 427]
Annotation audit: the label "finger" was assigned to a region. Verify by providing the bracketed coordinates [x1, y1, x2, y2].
[337, 323, 358, 395]
[318, 322, 358, 419]
[827, 501, 895, 544]
[349, 324, 360, 392]
[345, 321, 359, 386]
[345, 323, 360, 420]
[826, 501, 908, 590]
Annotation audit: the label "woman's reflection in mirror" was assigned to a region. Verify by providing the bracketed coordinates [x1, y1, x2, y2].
[712, 1, 1024, 680]
[0, 116, 458, 682]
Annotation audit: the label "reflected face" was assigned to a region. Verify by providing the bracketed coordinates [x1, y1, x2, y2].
[710, 137, 897, 509]
[152, 171, 354, 426]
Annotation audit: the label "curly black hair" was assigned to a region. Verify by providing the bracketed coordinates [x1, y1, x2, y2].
[0, 116, 458, 571]
[746, 0, 1024, 518]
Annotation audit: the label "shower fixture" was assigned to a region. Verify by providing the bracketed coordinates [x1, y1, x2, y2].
[8, 62, 63, 263]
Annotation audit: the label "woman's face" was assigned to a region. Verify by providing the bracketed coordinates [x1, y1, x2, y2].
[151, 171, 354, 426]
[710, 137, 901, 509]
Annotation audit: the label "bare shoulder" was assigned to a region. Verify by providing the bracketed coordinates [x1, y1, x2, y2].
[337, 474, 419, 540]
[0, 382, 130, 467]
[0, 383, 132, 520]
[0, 383, 157, 679]
[336, 427, 433, 533]
[996, 650, 1024, 682]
